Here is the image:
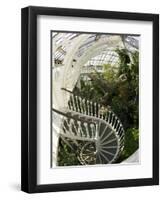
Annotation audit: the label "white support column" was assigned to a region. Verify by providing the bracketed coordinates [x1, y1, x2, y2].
[52, 112, 62, 167]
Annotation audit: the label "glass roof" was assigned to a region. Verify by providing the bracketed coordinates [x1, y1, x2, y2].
[84, 49, 119, 66]
[52, 32, 139, 67]
[123, 36, 139, 52]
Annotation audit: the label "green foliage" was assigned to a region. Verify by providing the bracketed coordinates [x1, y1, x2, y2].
[57, 138, 81, 166]
[103, 63, 117, 82]
[116, 128, 139, 162]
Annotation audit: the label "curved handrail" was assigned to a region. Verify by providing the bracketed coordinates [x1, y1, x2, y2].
[53, 91, 125, 164]
[61, 88, 124, 137]
[53, 108, 97, 141]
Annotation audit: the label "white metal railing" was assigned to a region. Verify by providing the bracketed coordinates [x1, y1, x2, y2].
[68, 93, 124, 139]
[53, 89, 125, 164]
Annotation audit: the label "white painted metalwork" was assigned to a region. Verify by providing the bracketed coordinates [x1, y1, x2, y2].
[53, 91, 124, 165]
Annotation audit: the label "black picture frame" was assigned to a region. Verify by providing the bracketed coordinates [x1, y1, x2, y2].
[21, 6, 159, 193]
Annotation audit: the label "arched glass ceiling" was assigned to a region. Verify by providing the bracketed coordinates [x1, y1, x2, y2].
[75, 34, 109, 58]
[53, 33, 97, 64]
[52, 32, 79, 65]
[52, 32, 139, 67]
[84, 49, 119, 66]
[52, 32, 79, 45]
[123, 36, 139, 52]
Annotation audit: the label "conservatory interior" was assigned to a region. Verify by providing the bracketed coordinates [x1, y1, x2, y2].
[52, 32, 139, 167]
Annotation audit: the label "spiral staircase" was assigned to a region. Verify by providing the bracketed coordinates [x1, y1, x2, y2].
[53, 88, 124, 165]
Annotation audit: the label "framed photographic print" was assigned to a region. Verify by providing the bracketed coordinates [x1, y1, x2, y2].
[21, 6, 159, 193]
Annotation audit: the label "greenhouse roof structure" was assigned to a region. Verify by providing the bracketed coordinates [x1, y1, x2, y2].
[52, 32, 139, 68]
